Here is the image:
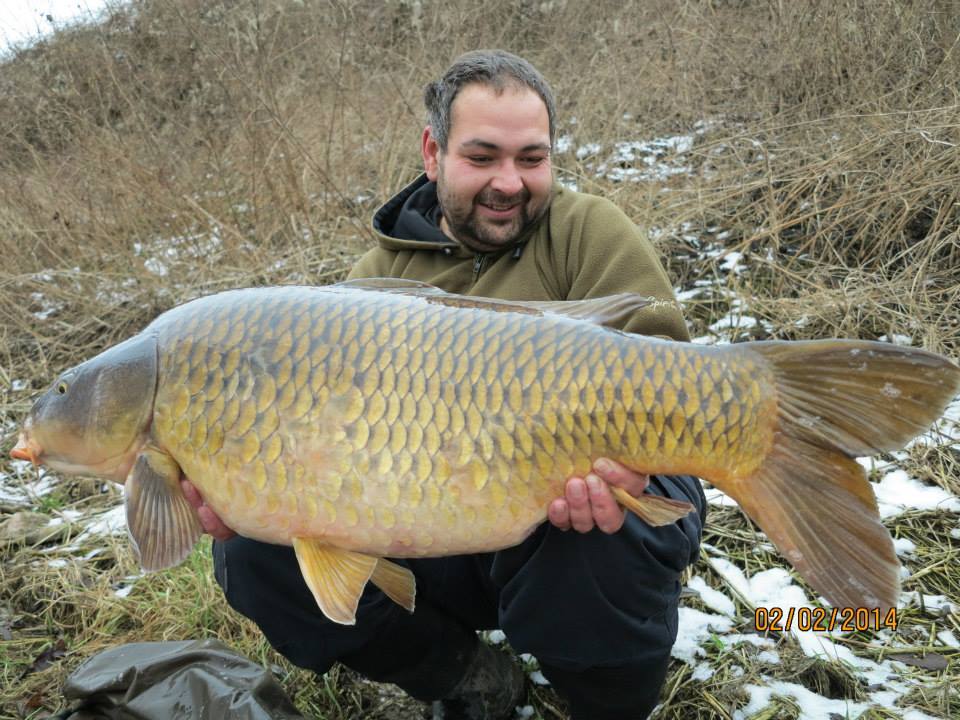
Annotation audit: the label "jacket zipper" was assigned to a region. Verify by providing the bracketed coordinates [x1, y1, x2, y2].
[472, 253, 486, 282]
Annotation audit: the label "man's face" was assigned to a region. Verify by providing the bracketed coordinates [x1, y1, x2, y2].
[422, 83, 553, 253]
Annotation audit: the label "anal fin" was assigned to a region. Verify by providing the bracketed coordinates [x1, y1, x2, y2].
[611, 486, 694, 526]
[124, 447, 202, 572]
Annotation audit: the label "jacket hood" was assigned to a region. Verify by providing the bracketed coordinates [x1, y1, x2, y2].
[371, 174, 461, 254]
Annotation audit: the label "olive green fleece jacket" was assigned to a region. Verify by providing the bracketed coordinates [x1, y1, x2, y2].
[347, 174, 690, 341]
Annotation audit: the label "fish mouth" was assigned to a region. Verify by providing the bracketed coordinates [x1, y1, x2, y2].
[10, 434, 41, 465]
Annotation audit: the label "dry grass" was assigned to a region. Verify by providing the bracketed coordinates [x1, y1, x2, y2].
[2, 0, 959, 718]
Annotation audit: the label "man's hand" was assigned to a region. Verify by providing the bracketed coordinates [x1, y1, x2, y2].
[181, 479, 237, 541]
[547, 458, 649, 534]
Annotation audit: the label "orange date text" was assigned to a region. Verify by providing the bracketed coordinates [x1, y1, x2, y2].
[753, 606, 898, 632]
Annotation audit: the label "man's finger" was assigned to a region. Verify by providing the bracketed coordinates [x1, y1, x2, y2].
[181, 478, 237, 541]
[548, 498, 572, 531]
[180, 479, 203, 509]
[566, 477, 595, 533]
[198, 506, 236, 541]
[585, 474, 626, 534]
[593, 458, 649, 496]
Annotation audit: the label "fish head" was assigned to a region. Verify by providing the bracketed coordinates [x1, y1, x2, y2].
[11, 332, 159, 482]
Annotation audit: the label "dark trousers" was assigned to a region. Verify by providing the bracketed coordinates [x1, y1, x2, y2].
[213, 475, 705, 720]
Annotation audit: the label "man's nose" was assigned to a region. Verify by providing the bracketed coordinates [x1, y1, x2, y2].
[489, 163, 524, 197]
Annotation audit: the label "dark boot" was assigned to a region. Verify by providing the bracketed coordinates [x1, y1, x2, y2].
[431, 640, 525, 720]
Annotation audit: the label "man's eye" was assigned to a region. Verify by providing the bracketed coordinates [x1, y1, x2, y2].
[469, 156, 492, 164]
[520, 156, 545, 166]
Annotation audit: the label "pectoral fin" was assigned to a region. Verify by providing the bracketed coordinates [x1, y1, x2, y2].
[610, 486, 694, 526]
[124, 447, 202, 571]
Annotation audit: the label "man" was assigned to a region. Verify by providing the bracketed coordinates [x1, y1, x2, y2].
[185, 50, 705, 720]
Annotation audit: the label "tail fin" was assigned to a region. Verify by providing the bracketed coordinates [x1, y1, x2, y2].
[756, 340, 960, 456]
[721, 340, 960, 611]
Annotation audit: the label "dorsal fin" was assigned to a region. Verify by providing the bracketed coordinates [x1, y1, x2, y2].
[335, 278, 440, 292]
[528, 294, 659, 327]
[331, 279, 657, 329]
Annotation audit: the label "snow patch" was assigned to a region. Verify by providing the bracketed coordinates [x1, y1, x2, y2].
[688, 575, 736, 616]
[892, 538, 916, 557]
[672, 608, 734, 664]
[873, 470, 960, 518]
[735, 679, 868, 720]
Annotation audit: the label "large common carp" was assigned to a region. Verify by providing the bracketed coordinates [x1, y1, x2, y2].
[12, 280, 960, 624]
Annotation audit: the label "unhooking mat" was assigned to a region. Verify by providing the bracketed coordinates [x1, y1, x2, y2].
[55, 639, 305, 719]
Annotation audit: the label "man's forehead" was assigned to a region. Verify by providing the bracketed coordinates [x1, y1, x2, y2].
[451, 81, 546, 112]
[448, 83, 550, 145]
[459, 138, 551, 153]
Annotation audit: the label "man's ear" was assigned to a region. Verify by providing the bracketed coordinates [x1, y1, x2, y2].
[422, 126, 441, 181]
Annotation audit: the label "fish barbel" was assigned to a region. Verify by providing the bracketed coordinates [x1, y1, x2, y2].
[11, 280, 960, 624]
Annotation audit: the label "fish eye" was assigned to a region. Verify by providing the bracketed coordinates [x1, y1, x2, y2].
[54, 370, 77, 396]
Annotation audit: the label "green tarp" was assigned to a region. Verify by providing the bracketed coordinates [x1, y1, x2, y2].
[59, 639, 304, 720]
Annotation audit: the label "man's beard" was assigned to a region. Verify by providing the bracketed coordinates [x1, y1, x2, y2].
[436, 175, 549, 253]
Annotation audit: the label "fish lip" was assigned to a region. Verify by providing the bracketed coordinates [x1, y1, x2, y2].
[10, 434, 41, 465]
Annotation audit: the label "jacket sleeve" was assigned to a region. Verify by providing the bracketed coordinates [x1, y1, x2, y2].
[648, 474, 707, 566]
[551, 192, 690, 341]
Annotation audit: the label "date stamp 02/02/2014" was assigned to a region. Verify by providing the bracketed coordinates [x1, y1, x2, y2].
[754, 606, 900, 633]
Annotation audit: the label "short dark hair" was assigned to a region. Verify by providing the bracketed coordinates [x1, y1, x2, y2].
[423, 49, 556, 151]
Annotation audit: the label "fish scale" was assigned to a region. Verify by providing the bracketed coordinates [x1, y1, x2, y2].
[15, 281, 960, 623]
